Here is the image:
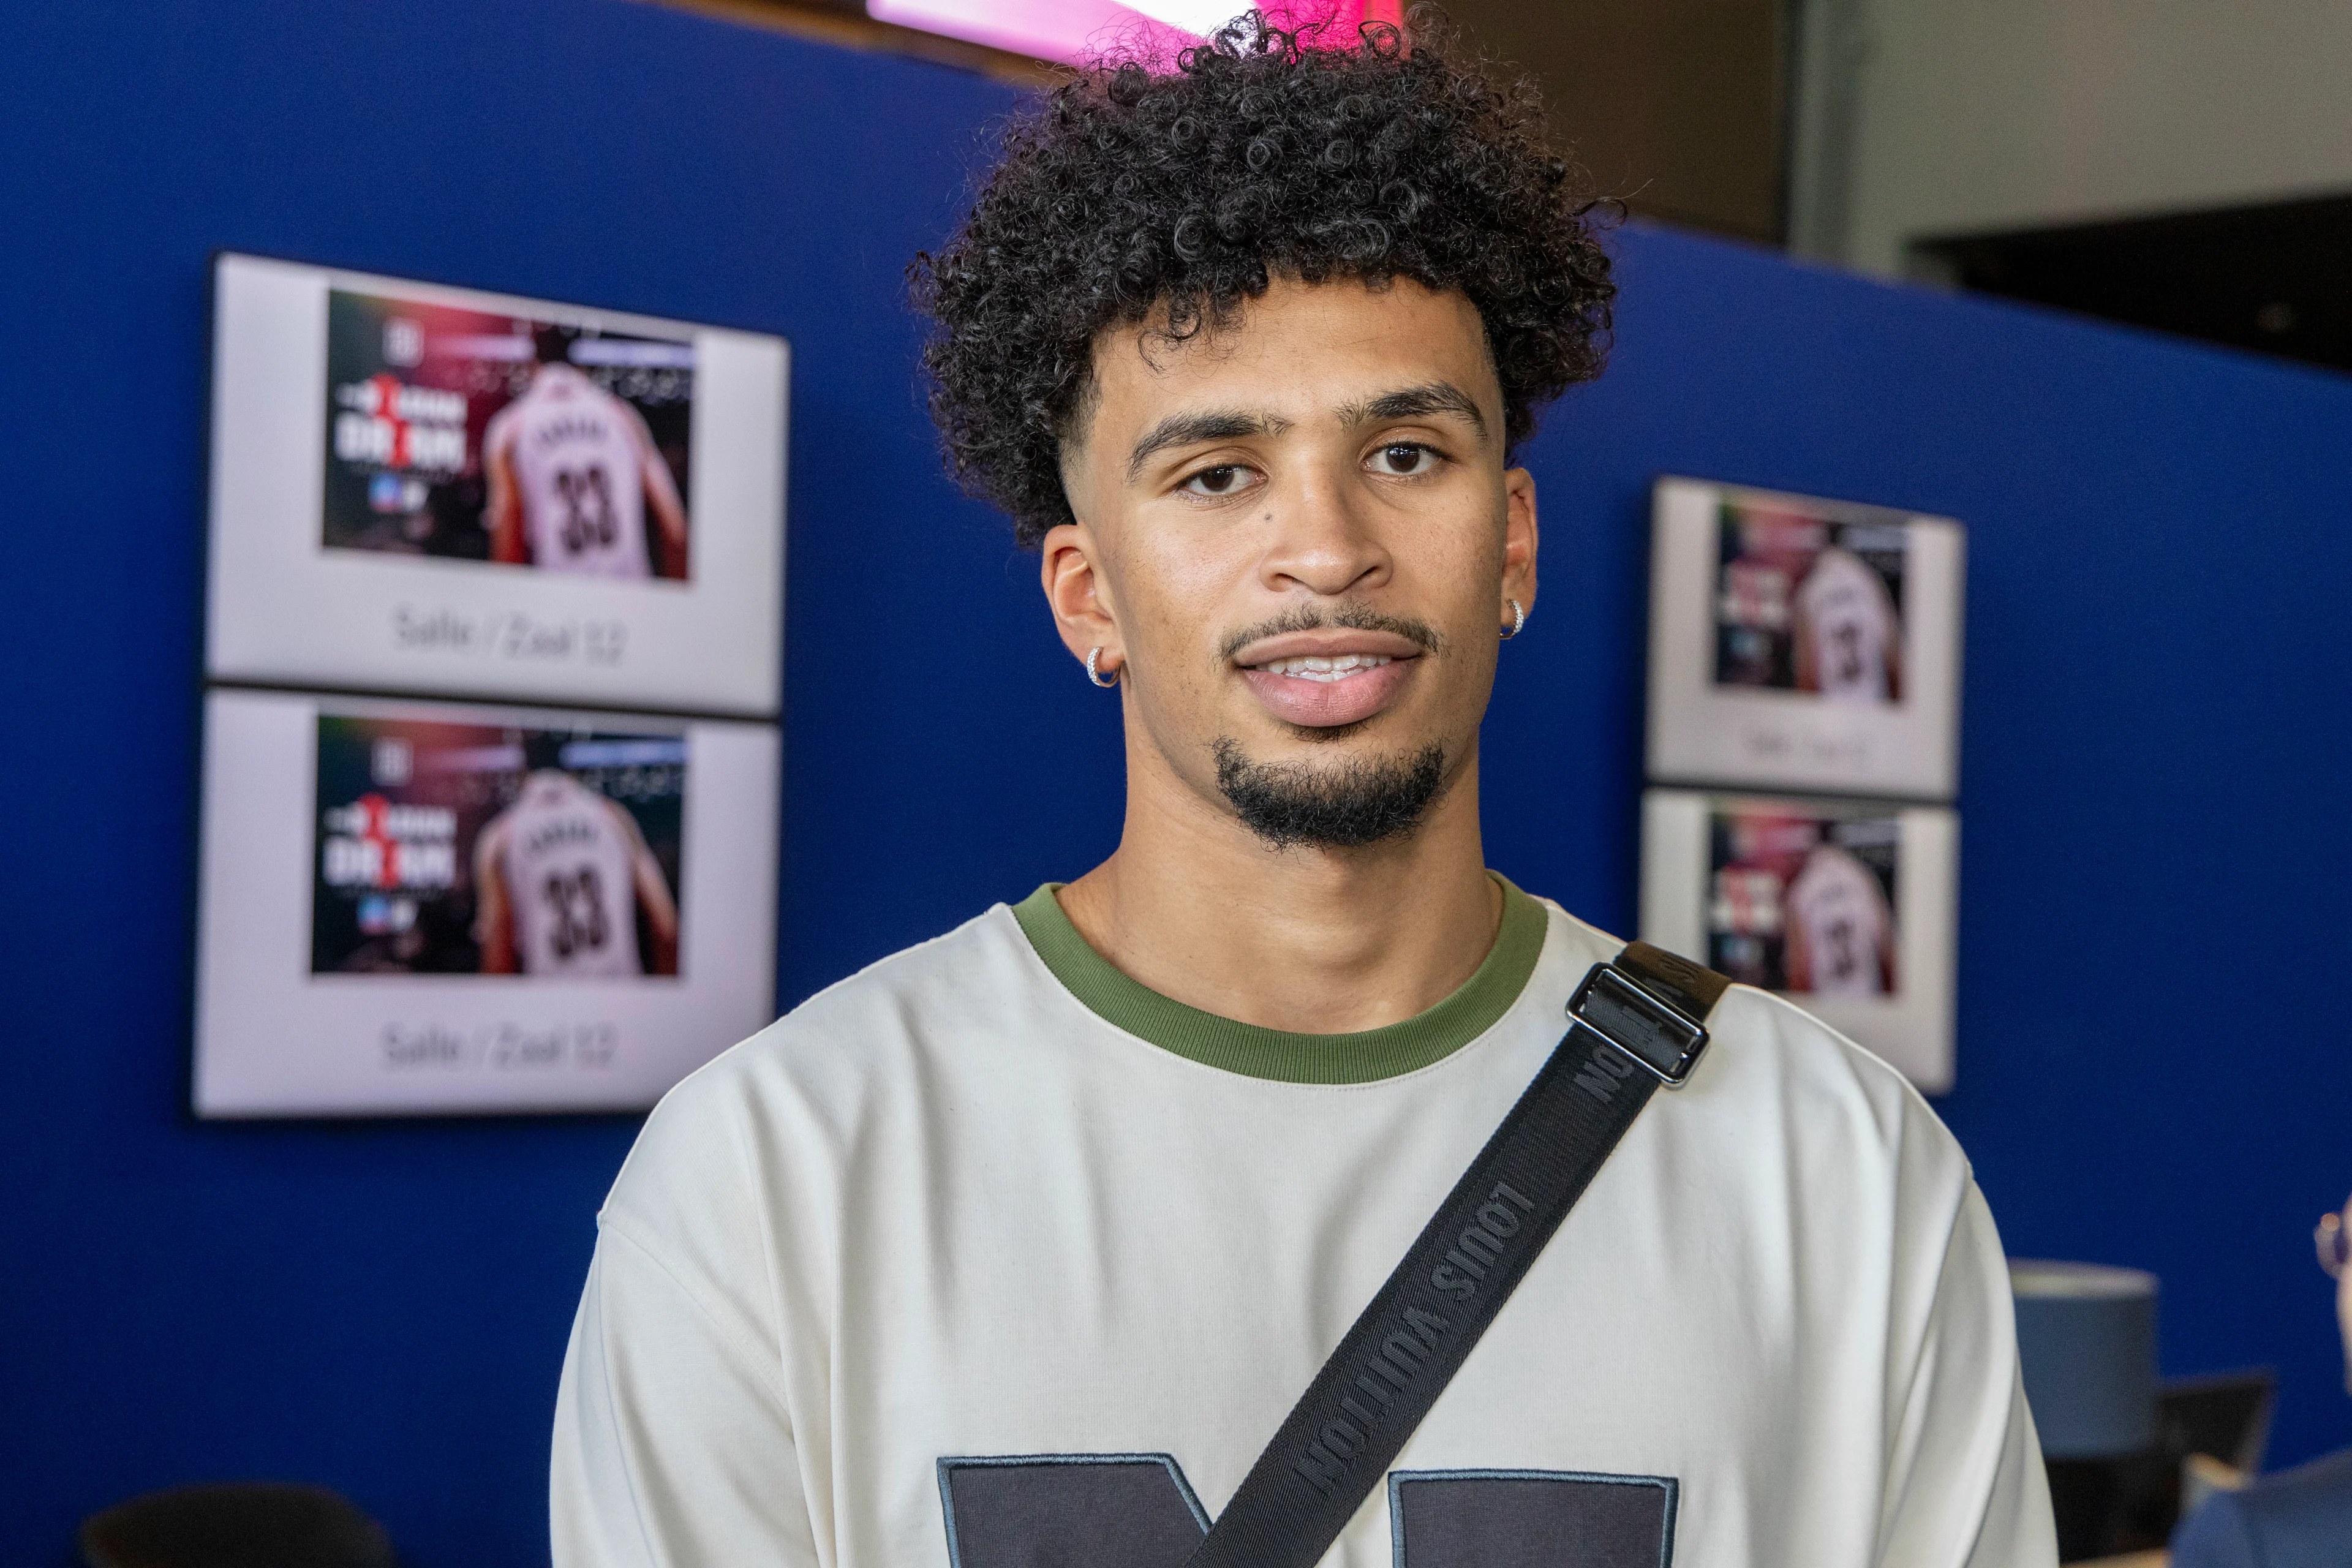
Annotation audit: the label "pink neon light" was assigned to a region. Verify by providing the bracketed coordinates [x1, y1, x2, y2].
[867, 0, 1186, 66]
[866, 0, 1405, 68]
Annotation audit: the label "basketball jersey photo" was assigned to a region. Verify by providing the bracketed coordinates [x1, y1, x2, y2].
[499, 771, 644, 978]
[1795, 548, 1896, 702]
[491, 364, 652, 578]
[1784, 845, 1888, 998]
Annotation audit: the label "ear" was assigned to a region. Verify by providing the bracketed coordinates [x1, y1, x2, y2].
[1039, 521, 1122, 675]
[1502, 466, 1538, 620]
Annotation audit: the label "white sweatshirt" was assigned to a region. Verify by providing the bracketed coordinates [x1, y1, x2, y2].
[552, 880, 2054, 1567]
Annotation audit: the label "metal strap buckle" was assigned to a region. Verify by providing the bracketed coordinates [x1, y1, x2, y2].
[1569, 963, 1710, 1087]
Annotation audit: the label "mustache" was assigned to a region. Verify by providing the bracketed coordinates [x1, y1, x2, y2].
[1217, 601, 1448, 662]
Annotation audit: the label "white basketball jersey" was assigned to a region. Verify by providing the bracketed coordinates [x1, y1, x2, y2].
[493, 364, 650, 579]
[1784, 846, 1888, 998]
[1795, 548, 1894, 701]
[499, 771, 642, 978]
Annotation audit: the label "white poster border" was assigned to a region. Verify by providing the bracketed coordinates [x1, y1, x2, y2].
[206, 253, 788, 718]
[1645, 475, 1963, 801]
[1639, 786, 1956, 1094]
[193, 687, 779, 1118]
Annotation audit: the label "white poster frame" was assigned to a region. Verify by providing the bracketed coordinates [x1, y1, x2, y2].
[1646, 476, 1964, 801]
[193, 688, 779, 1118]
[1640, 786, 1957, 1093]
[205, 253, 788, 718]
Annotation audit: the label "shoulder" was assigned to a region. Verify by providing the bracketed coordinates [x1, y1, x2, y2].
[2172, 1487, 2262, 1568]
[757, 900, 1042, 1059]
[595, 791, 644, 839]
[473, 806, 511, 858]
[1537, 895, 1970, 1200]
[611, 389, 657, 433]
[603, 904, 1042, 1212]
[1539, 898, 1929, 1109]
[676, 899, 1032, 1091]
[483, 399, 519, 448]
[2258, 1442, 2352, 1499]
[2178, 1447, 2352, 1567]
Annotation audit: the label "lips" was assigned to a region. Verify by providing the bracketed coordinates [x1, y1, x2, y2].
[1233, 630, 1425, 728]
[1242, 660, 1415, 726]
[1254, 652, 1397, 682]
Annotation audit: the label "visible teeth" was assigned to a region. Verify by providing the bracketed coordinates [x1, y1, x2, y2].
[1255, 653, 1395, 682]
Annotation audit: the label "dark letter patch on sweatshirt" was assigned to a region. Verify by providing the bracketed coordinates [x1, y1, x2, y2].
[1389, 1469, 1678, 1567]
[937, 1454, 1207, 1567]
[937, 1454, 1676, 1567]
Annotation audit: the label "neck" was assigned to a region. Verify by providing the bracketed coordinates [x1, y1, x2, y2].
[1056, 726, 1501, 1035]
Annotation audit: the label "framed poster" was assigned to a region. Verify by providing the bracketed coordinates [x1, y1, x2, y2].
[193, 688, 780, 1117]
[1640, 787, 1956, 1093]
[206, 253, 788, 717]
[1646, 477, 1964, 800]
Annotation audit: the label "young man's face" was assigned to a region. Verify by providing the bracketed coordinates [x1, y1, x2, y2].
[1049, 274, 1537, 848]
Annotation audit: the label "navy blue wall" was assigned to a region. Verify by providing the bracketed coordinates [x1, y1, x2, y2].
[3, 1, 2349, 1562]
[1499, 231, 2352, 1486]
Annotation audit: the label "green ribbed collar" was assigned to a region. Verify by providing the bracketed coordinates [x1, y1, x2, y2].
[1010, 875, 1547, 1085]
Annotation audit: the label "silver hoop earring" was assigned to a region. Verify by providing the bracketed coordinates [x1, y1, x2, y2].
[1500, 598, 1526, 640]
[1086, 647, 1119, 688]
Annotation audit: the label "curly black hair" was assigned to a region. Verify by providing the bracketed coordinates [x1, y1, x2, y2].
[911, 12, 1616, 548]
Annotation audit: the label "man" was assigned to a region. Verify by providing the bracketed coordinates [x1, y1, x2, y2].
[2169, 1197, 2352, 1565]
[474, 734, 679, 977]
[552, 20, 2054, 1566]
[1793, 543, 1904, 703]
[484, 324, 690, 579]
[1784, 840, 1898, 997]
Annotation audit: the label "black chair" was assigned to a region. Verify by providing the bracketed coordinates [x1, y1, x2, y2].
[79, 1483, 396, 1568]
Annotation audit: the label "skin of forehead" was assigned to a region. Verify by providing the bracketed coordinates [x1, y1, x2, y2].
[1064, 275, 1507, 487]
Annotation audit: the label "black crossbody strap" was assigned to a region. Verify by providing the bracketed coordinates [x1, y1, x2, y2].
[1182, 942, 1730, 1568]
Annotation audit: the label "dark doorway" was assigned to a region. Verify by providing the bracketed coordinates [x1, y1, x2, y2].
[1914, 194, 2352, 374]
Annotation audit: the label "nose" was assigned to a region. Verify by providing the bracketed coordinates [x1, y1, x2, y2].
[1256, 460, 1392, 600]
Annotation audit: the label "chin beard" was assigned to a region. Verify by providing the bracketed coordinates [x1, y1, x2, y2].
[1213, 737, 1448, 851]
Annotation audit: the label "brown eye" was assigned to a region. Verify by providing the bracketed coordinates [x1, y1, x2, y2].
[1183, 465, 1248, 496]
[1373, 443, 1431, 475]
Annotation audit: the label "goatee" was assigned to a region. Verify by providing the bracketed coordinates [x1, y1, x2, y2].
[1213, 737, 1448, 850]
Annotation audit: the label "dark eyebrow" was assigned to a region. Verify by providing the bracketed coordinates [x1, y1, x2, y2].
[1126, 410, 1291, 481]
[1340, 382, 1488, 438]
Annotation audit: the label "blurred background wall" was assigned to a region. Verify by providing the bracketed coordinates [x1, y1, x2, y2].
[4, 0, 2351, 1562]
[1434, 0, 1788, 244]
[715, 0, 2352, 371]
[1785, 0, 2352, 275]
